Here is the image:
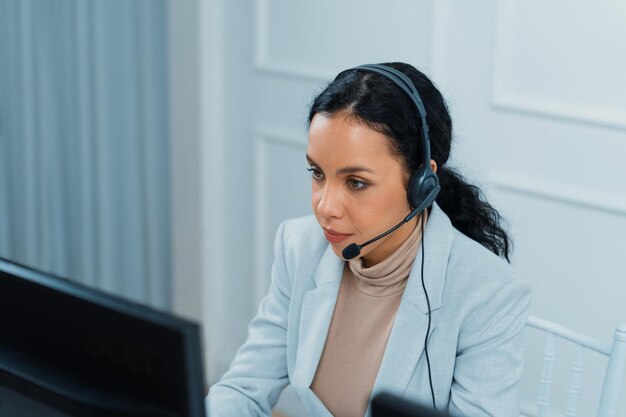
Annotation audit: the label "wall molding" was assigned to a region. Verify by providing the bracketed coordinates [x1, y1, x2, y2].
[253, 129, 307, 304]
[491, 0, 626, 131]
[253, 0, 331, 83]
[489, 171, 626, 218]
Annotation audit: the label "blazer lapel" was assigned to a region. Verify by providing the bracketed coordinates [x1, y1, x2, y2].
[369, 203, 452, 404]
[368, 256, 437, 402]
[292, 244, 343, 389]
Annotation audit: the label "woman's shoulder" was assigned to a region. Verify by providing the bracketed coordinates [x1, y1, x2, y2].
[445, 227, 530, 310]
[428, 203, 520, 289]
[279, 214, 324, 245]
[271, 215, 337, 293]
[448, 228, 514, 280]
[276, 214, 329, 263]
[280, 214, 320, 234]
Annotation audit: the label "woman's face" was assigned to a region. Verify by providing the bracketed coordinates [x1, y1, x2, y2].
[307, 112, 417, 267]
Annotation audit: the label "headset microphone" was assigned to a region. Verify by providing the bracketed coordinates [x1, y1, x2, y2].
[341, 185, 439, 260]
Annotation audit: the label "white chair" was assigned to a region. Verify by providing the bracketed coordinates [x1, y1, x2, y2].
[524, 315, 626, 417]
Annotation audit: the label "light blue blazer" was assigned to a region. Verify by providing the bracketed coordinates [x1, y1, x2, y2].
[207, 203, 531, 417]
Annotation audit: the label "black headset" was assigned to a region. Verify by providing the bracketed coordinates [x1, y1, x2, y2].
[355, 64, 440, 213]
[352, 64, 439, 410]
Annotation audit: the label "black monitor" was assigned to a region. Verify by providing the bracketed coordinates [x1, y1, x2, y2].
[371, 392, 452, 417]
[0, 257, 206, 417]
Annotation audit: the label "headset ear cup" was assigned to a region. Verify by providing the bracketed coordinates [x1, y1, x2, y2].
[408, 168, 440, 210]
[407, 171, 421, 209]
[421, 172, 440, 208]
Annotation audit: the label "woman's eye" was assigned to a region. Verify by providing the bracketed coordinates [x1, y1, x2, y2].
[307, 167, 324, 181]
[347, 178, 367, 190]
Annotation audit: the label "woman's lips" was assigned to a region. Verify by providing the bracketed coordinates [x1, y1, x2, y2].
[323, 229, 353, 244]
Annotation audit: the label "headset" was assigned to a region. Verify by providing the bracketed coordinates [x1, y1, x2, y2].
[345, 64, 440, 410]
[357, 64, 440, 214]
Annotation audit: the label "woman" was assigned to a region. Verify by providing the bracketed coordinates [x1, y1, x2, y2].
[207, 62, 531, 417]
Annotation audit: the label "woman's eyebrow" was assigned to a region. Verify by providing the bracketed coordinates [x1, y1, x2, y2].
[306, 154, 317, 165]
[306, 154, 375, 175]
[336, 166, 375, 175]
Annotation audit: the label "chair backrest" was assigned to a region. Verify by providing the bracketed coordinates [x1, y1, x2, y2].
[524, 315, 626, 417]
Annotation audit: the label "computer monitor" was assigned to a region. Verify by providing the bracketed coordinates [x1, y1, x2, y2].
[371, 392, 452, 417]
[0, 257, 206, 417]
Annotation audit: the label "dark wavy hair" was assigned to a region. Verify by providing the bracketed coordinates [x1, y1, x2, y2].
[307, 62, 512, 262]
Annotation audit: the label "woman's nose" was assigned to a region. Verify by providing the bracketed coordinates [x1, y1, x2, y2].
[314, 185, 344, 220]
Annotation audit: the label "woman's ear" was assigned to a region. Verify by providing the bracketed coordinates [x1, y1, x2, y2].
[430, 159, 438, 173]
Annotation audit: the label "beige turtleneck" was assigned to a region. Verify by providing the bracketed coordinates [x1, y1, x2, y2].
[310, 214, 424, 417]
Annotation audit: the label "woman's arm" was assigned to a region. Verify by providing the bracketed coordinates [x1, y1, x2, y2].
[207, 221, 291, 417]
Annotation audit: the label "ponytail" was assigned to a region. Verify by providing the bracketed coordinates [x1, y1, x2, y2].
[436, 166, 511, 262]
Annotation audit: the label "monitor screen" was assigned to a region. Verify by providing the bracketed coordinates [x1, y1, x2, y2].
[371, 392, 452, 417]
[0, 257, 206, 417]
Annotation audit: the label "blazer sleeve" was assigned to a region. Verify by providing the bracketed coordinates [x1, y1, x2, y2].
[207, 221, 291, 417]
[448, 277, 531, 417]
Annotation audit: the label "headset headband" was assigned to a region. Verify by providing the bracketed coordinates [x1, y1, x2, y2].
[354, 64, 431, 170]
